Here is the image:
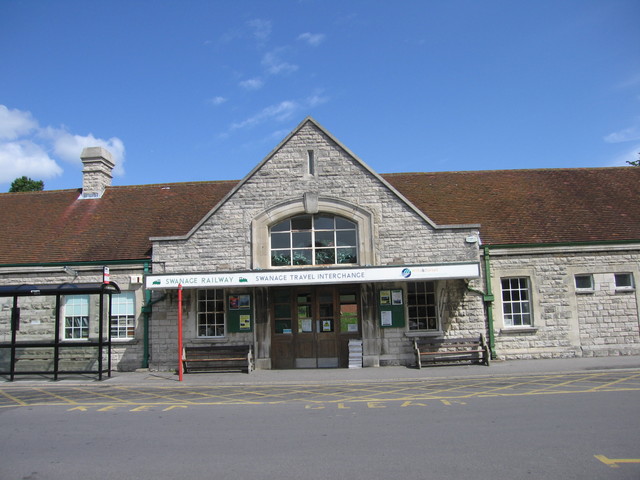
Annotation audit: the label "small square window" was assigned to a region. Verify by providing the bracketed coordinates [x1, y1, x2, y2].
[614, 273, 635, 291]
[575, 274, 594, 292]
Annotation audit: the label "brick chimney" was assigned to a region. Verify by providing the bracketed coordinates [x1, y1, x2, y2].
[80, 147, 114, 199]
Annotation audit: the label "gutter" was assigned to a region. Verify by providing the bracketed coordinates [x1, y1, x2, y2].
[0, 259, 149, 269]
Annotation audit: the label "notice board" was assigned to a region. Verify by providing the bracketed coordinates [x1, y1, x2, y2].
[227, 294, 253, 333]
[379, 289, 405, 328]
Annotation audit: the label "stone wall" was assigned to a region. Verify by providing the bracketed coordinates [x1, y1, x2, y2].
[488, 248, 640, 359]
[148, 121, 484, 369]
[0, 265, 146, 371]
[152, 122, 480, 273]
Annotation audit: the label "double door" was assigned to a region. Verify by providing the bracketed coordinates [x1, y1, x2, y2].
[271, 286, 360, 369]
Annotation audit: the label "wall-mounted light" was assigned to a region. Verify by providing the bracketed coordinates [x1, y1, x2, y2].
[63, 266, 78, 277]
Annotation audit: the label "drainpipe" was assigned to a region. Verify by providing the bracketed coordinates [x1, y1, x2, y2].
[483, 246, 496, 359]
[464, 246, 496, 359]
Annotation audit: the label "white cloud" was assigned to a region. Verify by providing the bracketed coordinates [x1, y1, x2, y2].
[231, 100, 299, 130]
[43, 127, 126, 175]
[262, 50, 298, 75]
[615, 72, 640, 89]
[0, 105, 38, 140]
[307, 92, 329, 107]
[297, 32, 325, 46]
[247, 19, 271, 43]
[608, 143, 640, 167]
[209, 96, 227, 106]
[226, 92, 330, 135]
[239, 78, 264, 90]
[0, 105, 127, 186]
[604, 124, 640, 143]
[0, 141, 63, 183]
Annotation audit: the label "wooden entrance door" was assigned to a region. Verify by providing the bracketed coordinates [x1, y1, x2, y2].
[271, 286, 360, 369]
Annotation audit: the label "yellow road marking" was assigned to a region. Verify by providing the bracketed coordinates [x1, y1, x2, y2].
[32, 387, 77, 404]
[73, 387, 129, 403]
[594, 455, 640, 468]
[590, 372, 640, 391]
[112, 386, 198, 404]
[0, 389, 28, 406]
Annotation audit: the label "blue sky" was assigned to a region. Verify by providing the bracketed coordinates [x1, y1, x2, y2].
[1, 0, 639, 191]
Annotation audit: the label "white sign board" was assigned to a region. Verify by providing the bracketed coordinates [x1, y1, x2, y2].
[145, 263, 480, 289]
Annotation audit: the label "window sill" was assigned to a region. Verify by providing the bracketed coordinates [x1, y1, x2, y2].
[192, 337, 228, 343]
[405, 331, 442, 338]
[615, 288, 636, 294]
[575, 289, 595, 295]
[500, 327, 538, 335]
[111, 339, 138, 344]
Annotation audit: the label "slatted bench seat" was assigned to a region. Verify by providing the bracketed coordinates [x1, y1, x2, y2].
[413, 334, 490, 368]
[182, 345, 254, 373]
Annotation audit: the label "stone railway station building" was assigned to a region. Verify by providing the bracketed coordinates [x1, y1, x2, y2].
[1, 117, 639, 375]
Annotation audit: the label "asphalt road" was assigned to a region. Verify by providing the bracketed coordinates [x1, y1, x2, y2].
[1, 371, 639, 480]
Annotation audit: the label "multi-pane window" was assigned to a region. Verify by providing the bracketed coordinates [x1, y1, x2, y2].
[197, 289, 225, 337]
[407, 281, 438, 331]
[111, 291, 135, 339]
[501, 277, 532, 326]
[64, 295, 89, 339]
[575, 274, 594, 292]
[270, 214, 358, 267]
[614, 273, 635, 291]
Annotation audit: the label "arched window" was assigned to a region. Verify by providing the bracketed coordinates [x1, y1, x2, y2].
[270, 214, 358, 267]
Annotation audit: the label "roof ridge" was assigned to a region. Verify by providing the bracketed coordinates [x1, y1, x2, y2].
[106, 179, 240, 189]
[381, 166, 637, 176]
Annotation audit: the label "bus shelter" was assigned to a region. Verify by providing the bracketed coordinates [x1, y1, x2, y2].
[0, 282, 120, 381]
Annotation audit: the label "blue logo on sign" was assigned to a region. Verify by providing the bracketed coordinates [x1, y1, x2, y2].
[401, 268, 412, 278]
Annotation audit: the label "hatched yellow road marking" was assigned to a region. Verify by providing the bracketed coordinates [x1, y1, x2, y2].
[0, 388, 28, 406]
[2, 370, 639, 408]
[590, 372, 640, 391]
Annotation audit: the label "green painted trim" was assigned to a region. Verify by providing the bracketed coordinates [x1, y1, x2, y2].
[484, 239, 640, 250]
[142, 262, 150, 369]
[483, 246, 496, 359]
[0, 259, 149, 268]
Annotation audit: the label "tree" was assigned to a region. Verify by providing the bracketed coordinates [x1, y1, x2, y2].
[9, 176, 44, 192]
[627, 155, 639, 167]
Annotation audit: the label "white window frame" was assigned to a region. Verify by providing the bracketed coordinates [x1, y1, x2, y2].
[501, 277, 533, 327]
[110, 291, 136, 340]
[269, 214, 359, 267]
[63, 295, 90, 340]
[614, 273, 635, 292]
[574, 274, 594, 293]
[197, 289, 225, 338]
[407, 281, 439, 332]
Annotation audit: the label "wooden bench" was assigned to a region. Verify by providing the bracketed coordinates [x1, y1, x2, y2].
[413, 334, 490, 368]
[182, 345, 254, 373]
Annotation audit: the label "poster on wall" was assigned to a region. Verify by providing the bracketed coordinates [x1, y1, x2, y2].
[230, 295, 251, 309]
[392, 290, 403, 305]
[380, 290, 391, 305]
[381, 310, 393, 326]
[239, 315, 251, 331]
